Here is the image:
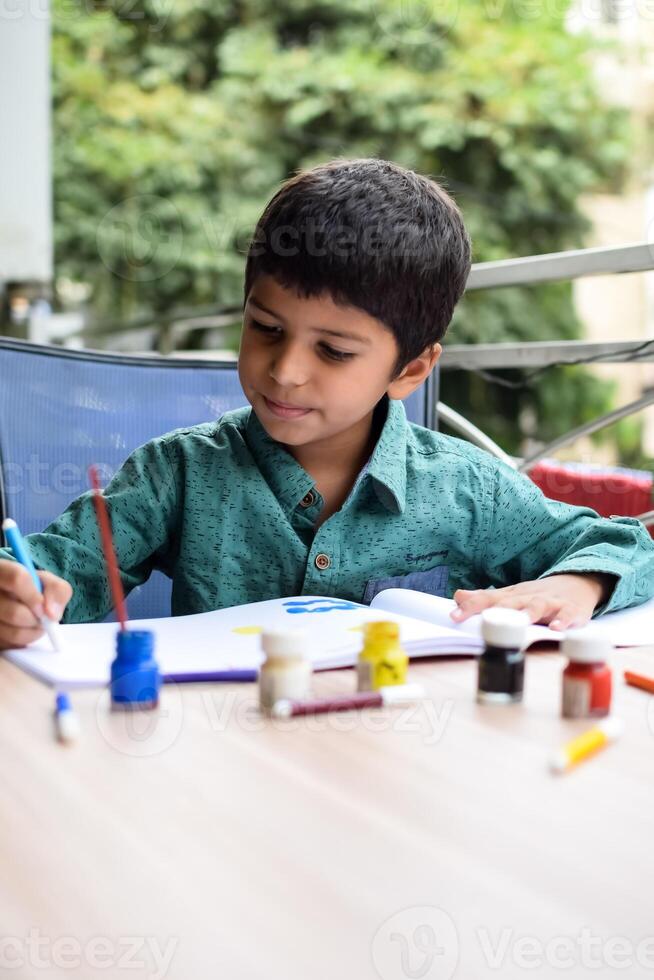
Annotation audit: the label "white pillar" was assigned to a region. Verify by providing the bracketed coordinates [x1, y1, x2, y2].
[0, 0, 52, 286]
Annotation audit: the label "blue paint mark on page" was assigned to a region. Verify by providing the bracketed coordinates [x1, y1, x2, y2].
[283, 599, 359, 614]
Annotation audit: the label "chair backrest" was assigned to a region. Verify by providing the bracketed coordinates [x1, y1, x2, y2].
[0, 338, 437, 618]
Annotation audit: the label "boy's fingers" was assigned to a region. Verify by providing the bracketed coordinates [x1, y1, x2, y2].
[38, 571, 72, 621]
[454, 588, 512, 604]
[549, 603, 591, 631]
[498, 595, 552, 624]
[453, 585, 595, 631]
[453, 590, 558, 625]
[0, 623, 45, 650]
[451, 589, 500, 620]
[0, 563, 44, 616]
[0, 591, 42, 629]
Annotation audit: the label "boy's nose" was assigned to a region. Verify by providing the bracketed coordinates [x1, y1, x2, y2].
[268, 344, 311, 388]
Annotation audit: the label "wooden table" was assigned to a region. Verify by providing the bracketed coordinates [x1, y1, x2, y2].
[1, 646, 654, 980]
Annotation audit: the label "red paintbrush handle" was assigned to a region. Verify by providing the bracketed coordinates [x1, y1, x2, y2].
[88, 465, 128, 630]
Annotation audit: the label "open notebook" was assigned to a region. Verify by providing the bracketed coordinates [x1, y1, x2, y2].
[4, 588, 654, 689]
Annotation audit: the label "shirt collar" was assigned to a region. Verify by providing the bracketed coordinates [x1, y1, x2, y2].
[244, 395, 408, 516]
[245, 408, 315, 515]
[366, 396, 408, 514]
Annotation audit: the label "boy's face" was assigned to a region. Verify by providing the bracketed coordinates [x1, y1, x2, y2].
[238, 275, 439, 453]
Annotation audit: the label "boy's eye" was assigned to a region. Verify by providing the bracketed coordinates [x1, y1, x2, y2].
[319, 344, 355, 362]
[250, 319, 281, 337]
[249, 319, 355, 362]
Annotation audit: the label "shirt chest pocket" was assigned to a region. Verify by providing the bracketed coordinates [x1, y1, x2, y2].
[362, 564, 450, 605]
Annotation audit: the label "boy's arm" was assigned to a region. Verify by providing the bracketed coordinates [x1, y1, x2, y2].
[454, 458, 654, 625]
[0, 436, 180, 623]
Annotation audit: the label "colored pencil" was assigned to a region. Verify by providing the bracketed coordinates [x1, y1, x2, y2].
[624, 670, 654, 696]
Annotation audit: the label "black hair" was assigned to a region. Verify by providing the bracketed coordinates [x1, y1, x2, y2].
[244, 158, 471, 373]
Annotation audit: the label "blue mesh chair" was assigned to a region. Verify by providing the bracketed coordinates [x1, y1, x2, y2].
[0, 338, 437, 619]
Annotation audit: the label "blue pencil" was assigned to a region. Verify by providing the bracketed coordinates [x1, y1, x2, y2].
[2, 518, 61, 652]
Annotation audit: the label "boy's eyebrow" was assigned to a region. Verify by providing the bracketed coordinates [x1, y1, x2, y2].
[248, 297, 371, 344]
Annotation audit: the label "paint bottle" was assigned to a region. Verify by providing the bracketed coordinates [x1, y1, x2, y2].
[477, 608, 529, 704]
[259, 629, 312, 713]
[357, 621, 408, 692]
[561, 627, 612, 719]
[110, 629, 161, 710]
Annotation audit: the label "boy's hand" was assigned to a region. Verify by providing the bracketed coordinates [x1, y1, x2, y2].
[0, 560, 72, 651]
[451, 573, 614, 631]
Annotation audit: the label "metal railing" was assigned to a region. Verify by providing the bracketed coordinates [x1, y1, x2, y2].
[66, 304, 242, 354]
[437, 240, 654, 524]
[465, 241, 654, 292]
[439, 337, 654, 472]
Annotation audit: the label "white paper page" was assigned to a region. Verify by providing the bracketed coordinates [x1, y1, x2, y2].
[3, 594, 481, 689]
[372, 587, 654, 648]
[591, 594, 654, 647]
[371, 589, 461, 628]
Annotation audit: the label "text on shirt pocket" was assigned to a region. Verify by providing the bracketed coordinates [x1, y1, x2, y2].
[362, 564, 450, 605]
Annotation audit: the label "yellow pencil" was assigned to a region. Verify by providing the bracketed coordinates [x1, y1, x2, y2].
[550, 717, 623, 774]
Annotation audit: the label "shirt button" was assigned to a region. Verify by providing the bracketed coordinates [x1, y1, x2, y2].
[315, 553, 331, 570]
[300, 490, 316, 508]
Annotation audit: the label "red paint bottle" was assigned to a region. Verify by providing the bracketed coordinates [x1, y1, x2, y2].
[561, 628, 612, 719]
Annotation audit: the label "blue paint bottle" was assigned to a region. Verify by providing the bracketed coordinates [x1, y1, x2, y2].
[110, 630, 161, 710]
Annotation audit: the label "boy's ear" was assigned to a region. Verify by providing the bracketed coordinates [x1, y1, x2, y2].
[387, 343, 442, 400]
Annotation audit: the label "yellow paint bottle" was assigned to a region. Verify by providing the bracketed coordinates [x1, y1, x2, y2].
[357, 621, 408, 692]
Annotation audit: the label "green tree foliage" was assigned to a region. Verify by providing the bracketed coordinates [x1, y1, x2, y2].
[52, 0, 629, 452]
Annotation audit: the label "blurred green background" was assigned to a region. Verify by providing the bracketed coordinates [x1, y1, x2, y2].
[51, 0, 646, 461]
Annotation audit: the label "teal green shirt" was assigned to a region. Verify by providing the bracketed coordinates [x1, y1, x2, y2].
[3, 397, 653, 623]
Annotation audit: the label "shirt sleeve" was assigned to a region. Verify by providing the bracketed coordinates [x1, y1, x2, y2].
[0, 436, 180, 623]
[481, 458, 654, 615]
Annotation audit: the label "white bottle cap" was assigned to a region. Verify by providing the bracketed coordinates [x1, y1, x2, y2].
[481, 607, 530, 648]
[261, 629, 308, 658]
[561, 626, 613, 663]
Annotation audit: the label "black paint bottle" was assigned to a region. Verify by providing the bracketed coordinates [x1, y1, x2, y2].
[477, 608, 529, 704]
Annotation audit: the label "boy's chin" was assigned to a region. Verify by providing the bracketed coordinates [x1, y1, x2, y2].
[253, 406, 316, 444]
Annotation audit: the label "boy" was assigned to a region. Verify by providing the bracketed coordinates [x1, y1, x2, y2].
[0, 158, 653, 650]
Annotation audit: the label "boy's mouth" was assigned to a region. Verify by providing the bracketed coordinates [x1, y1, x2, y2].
[262, 395, 313, 420]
